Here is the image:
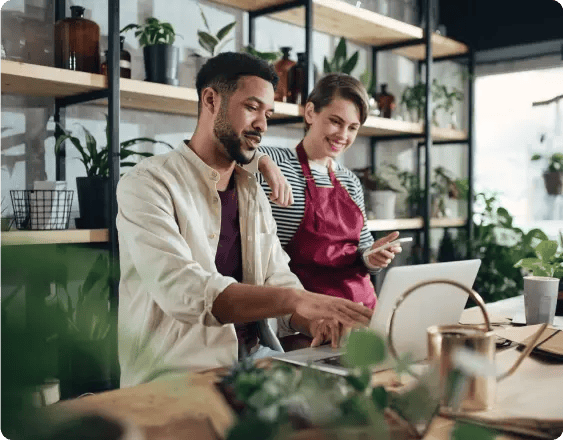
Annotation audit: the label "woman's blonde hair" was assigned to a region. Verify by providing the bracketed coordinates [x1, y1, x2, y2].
[305, 73, 369, 131]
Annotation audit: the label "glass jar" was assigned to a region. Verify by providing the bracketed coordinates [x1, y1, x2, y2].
[101, 36, 131, 79]
[55, 5, 100, 73]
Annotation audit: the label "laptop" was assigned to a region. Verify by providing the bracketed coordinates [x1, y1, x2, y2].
[272, 259, 482, 375]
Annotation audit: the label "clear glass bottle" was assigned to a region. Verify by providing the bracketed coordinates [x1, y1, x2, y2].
[101, 36, 131, 79]
[55, 5, 100, 73]
[273, 47, 296, 102]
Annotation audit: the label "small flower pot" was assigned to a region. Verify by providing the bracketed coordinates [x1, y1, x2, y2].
[543, 171, 563, 195]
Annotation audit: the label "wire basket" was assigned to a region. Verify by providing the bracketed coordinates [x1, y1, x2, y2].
[10, 190, 74, 230]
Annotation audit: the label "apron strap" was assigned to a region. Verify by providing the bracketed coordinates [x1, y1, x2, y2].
[296, 143, 343, 197]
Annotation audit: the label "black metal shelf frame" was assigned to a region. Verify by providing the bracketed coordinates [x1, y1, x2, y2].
[53, 0, 121, 390]
[248, 0, 475, 263]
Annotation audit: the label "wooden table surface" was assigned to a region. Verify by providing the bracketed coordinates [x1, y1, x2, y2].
[44, 303, 563, 440]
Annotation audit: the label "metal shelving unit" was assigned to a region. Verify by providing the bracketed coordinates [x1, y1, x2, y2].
[243, 0, 474, 263]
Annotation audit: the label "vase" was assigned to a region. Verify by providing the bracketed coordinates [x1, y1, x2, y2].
[287, 52, 307, 105]
[54, 5, 100, 73]
[101, 36, 131, 79]
[75, 176, 110, 229]
[543, 171, 563, 195]
[375, 84, 396, 118]
[274, 47, 296, 102]
[369, 190, 396, 219]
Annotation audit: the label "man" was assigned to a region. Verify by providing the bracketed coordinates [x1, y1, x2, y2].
[116, 52, 372, 387]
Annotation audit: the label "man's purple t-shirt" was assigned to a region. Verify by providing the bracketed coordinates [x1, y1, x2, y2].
[215, 176, 259, 358]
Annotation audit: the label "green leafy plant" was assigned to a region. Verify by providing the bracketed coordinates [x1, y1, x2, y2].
[52, 253, 112, 341]
[455, 192, 549, 303]
[54, 116, 173, 178]
[243, 45, 281, 62]
[359, 68, 377, 97]
[515, 233, 563, 278]
[431, 166, 467, 217]
[222, 329, 494, 440]
[323, 37, 359, 75]
[121, 17, 179, 47]
[531, 152, 563, 173]
[401, 79, 462, 125]
[197, 6, 236, 57]
[355, 164, 406, 193]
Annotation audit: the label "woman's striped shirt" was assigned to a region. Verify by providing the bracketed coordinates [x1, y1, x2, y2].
[257, 145, 377, 274]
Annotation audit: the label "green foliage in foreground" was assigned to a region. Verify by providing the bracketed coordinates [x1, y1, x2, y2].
[223, 329, 496, 440]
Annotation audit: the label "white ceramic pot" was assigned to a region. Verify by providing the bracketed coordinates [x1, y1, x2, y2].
[523, 276, 560, 325]
[369, 190, 397, 219]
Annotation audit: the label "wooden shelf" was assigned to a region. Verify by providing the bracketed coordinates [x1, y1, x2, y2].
[367, 217, 466, 231]
[1, 229, 109, 246]
[1, 60, 301, 120]
[210, 0, 468, 60]
[359, 116, 467, 141]
[1, 61, 466, 141]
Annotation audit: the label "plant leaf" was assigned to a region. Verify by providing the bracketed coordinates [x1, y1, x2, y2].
[216, 21, 236, 41]
[451, 422, 497, 440]
[334, 37, 347, 62]
[214, 37, 234, 55]
[198, 31, 219, 53]
[199, 5, 211, 32]
[371, 386, 388, 410]
[341, 50, 359, 75]
[343, 329, 386, 368]
[535, 240, 558, 262]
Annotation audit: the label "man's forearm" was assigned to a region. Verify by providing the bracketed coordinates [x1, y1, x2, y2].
[211, 283, 298, 324]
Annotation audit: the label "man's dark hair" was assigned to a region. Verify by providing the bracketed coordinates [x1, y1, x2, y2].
[196, 52, 279, 112]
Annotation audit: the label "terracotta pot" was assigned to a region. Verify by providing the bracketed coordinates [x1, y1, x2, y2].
[542, 171, 563, 195]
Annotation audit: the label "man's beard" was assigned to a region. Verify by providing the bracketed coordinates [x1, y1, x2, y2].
[213, 104, 255, 165]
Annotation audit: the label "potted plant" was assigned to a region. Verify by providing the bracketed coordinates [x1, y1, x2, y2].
[220, 329, 493, 440]
[531, 152, 563, 195]
[433, 82, 464, 129]
[51, 252, 115, 398]
[323, 37, 359, 75]
[121, 17, 181, 85]
[400, 79, 443, 125]
[431, 166, 466, 218]
[242, 45, 281, 63]
[54, 115, 173, 229]
[190, 6, 236, 75]
[514, 237, 563, 323]
[356, 165, 405, 220]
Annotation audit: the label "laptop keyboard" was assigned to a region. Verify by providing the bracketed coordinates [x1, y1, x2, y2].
[316, 355, 344, 367]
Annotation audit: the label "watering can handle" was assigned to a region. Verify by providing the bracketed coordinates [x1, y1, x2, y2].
[387, 278, 492, 379]
[387, 278, 549, 381]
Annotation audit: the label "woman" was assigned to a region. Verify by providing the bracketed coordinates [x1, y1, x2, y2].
[257, 73, 403, 310]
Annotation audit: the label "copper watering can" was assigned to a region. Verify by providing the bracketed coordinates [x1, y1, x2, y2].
[387, 279, 548, 412]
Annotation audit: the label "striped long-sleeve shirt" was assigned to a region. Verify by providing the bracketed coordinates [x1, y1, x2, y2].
[257, 145, 378, 274]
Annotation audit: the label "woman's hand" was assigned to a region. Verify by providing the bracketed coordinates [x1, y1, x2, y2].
[365, 231, 403, 268]
[258, 155, 294, 207]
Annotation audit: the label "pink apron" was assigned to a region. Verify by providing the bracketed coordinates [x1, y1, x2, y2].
[285, 143, 376, 309]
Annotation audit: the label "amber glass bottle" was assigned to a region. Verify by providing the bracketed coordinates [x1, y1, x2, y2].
[55, 5, 100, 73]
[376, 83, 396, 118]
[274, 47, 295, 102]
[101, 36, 131, 79]
[287, 52, 307, 105]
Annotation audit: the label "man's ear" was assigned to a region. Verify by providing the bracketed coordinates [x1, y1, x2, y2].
[304, 102, 316, 125]
[201, 87, 220, 116]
